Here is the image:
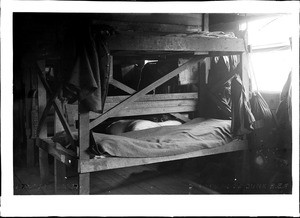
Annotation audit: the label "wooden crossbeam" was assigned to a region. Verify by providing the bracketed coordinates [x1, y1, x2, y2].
[108, 35, 245, 52]
[79, 139, 248, 173]
[109, 79, 136, 94]
[36, 69, 75, 148]
[89, 56, 204, 130]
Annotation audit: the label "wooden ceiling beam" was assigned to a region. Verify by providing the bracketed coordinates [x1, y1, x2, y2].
[108, 35, 245, 53]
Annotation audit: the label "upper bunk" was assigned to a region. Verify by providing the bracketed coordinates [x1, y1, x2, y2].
[91, 13, 245, 57]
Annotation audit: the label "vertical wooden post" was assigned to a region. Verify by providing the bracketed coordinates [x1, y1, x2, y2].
[203, 13, 209, 32]
[197, 61, 207, 117]
[78, 103, 90, 195]
[202, 13, 210, 114]
[240, 30, 251, 188]
[108, 55, 113, 83]
[37, 73, 49, 184]
[54, 102, 67, 194]
[25, 69, 35, 167]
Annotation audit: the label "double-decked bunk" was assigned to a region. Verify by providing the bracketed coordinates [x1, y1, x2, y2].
[36, 14, 249, 194]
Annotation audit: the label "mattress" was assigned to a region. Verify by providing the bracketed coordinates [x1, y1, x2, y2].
[90, 118, 233, 158]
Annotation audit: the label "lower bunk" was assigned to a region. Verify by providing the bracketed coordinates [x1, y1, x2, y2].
[39, 117, 249, 194]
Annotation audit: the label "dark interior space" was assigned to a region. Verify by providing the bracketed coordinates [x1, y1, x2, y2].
[13, 12, 292, 195]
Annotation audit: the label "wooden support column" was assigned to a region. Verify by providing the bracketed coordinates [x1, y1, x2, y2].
[25, 70, 35, 167]
[37, 73, 49, 184]
[54, 102, 67, 194]
[197, 61, 207, 117]
[78, 103, 90, 195]
[240, 30, 251, 186]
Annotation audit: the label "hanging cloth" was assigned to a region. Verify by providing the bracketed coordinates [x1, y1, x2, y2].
[250, 91, 274, 129]
[231, 74, 255, 136]
[62, 20, 111, 113]
[276, 71, 292, 128]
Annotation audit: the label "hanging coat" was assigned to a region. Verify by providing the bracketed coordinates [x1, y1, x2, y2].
[62, 20, 111, 113]
[231, 74, 255, 136]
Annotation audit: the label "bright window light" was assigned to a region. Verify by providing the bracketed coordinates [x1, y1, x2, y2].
[247, 14, 293, 92]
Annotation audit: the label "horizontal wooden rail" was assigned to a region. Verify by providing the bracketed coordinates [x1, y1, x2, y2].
[108, 35, 245, 52]
[79, 139, 248, 173]
[65, 93, 198, 121]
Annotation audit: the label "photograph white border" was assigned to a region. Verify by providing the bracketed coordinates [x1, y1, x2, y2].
[1, 1, 299, 217]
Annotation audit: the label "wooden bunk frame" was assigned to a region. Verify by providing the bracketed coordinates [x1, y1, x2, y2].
[36, 34, 248, 195]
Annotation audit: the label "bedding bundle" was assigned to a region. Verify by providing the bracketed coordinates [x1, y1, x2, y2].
[52, 118, 233, 158]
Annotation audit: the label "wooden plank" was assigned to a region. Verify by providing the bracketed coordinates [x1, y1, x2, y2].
[65, 93, 198, 122]
[97, 13, 204, 27]
[37, 75, 49, 185]
[54, 111, 67, 194]
[64, 93, 197, 105]
[103, 99, 197, 111]
[78, 104, 90, 194]
[93, 20, 203, 35]
[25, 70, 35, 167]
[108, 55, 113, 82]
[197, 61, 207, 117]
[106, 92, 198, 103]
[90, 57, 204, 129]
[108, 35, 245, 52]
[203, 14, 209, 32]
[54, 161, 67, 193]
[37, 69, 75, 147]
[52, 98, 76, 148]
[38, 139, 76, 167]
[79, 173, 90, 195]
[104, 105, 196, 118]
[36, 96, 54, 138]
[80, 139, 248, 173]
[109, 79, 136, 94]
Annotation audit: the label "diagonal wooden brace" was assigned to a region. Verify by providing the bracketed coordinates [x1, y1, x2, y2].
[37, 69, 76, 149]
[90, 56, 204, 129]
[109, 79, 136, 94]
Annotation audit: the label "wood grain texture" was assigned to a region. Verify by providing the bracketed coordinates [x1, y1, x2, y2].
[37, 75, 49, 184]
[108, 35, 245, 52]
[79, 139, 248, 173]
[109, 79, 136, 94]
[78, 104, 91, 194]
[90, 57, 204, 129]
[54, 111, 67, 194]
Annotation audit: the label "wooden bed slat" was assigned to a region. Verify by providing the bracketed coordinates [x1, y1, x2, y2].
[109, 79, 136, 94]
[39, 138, 76, 167]
[106, 105, 196, 118]
[67, 99, 196, 120]
[79, 139, 248, 173]
[106, 92, 198, 103]
[108, 35, 245, 53]
[64, 93, 198, 120]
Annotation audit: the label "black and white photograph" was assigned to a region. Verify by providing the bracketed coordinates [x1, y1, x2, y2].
[1, 1, 299, 217]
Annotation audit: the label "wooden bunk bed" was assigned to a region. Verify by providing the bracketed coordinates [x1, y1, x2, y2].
[36, 21, 249, 195]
